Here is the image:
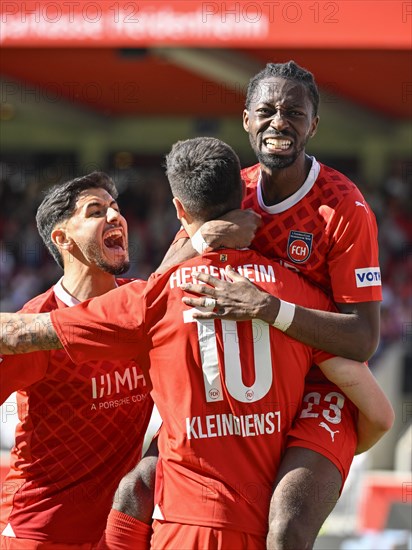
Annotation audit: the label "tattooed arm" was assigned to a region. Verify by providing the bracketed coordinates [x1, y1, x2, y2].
[0, 312, 62, 354]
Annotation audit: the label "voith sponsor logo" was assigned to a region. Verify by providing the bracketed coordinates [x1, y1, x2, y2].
[287, 230, 313, 263]
[355, 267, 381, 288]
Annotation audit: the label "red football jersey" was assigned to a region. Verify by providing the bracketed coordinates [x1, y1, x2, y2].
[51, 249, 335, 536]
[0, 279, 153, 544]
[242, 159, 382, 303]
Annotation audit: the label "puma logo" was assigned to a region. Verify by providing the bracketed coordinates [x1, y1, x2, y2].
[319, 421, 340, 442]
[355, 201, 367, 210]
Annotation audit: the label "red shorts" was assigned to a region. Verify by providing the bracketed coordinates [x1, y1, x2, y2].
[151, 520, 265, 550]
[0, 536, 96, 550]
[286, 382, 358, 487]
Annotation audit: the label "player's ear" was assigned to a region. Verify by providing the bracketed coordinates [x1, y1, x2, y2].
[243, 109, 250, 132]
[310, 115, 319, 138]
[51, 227, 73, 251]
[173, 197, 185, 222]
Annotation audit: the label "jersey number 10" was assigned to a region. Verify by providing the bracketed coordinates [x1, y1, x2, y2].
[184, 311, 272, 404]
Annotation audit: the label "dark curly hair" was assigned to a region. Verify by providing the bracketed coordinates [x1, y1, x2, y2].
[246, 60, 320, 116]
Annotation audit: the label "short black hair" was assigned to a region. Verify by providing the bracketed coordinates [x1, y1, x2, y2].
[36, 172, 118, 268]
[165, 137, 242, 221]
[246, 60, 320, 116]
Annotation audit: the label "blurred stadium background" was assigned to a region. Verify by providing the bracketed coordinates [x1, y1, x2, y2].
[0, 1, 411, 548]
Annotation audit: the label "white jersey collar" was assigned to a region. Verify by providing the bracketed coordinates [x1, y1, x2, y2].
[257, 156, 320, 214]
[53, 277, 119, 307]
[53, 277, 81, 307]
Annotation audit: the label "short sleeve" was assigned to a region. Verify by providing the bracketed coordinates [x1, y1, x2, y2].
[51, 282, 147, 364]
[327, 190, 382, 303]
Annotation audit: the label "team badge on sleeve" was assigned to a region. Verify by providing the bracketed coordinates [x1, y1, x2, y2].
[287, 230, 313, 263]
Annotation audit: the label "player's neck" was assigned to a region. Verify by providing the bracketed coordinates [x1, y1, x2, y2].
[180, 217, 203, 239]
[260, 154, 312, 205]
[61, 265, 117, 302]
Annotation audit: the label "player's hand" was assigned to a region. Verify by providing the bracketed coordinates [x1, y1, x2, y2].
[180, 266, 277, 323]
[200, 209, 262, 250]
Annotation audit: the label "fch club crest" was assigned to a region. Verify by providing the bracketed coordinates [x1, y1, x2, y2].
[287, 230, 313, 263]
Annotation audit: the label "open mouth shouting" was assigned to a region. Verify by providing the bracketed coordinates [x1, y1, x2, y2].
[103, 228, 126, 254]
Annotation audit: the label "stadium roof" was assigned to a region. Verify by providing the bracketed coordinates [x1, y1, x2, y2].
[1, 1, 411, 119]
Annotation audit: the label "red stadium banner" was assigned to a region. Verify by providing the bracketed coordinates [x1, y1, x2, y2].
[0, 0, 410, 48]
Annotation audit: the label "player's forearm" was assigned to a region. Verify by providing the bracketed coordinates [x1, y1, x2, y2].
[157, 210, 261, 274]
[355, 412, 391, 454]
[199, 209, 261, 249]
[181, 268, 377, 362]
[319, 357, 394, 453]
[156, 238, 196, 274]
[269, 299, 375, 361]
[0, 312, 62, 354]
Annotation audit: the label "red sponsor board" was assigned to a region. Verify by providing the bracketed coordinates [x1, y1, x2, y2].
[0, 1, 410, 48]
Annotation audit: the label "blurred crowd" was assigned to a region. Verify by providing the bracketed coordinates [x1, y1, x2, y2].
[1, 154, 411, 361]
[361, 159, 412, 356]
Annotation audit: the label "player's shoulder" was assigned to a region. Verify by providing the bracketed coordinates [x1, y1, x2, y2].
[317, 163, 365, 202]
[19, 286, 58, 313]
[315, 162, 376, 222]
[116, 277, 146, 288]
[274, 261, 332, 309]
[233, 249, 332, 307]
[241, 163, 260, 188]
[106, 277, 148, 309]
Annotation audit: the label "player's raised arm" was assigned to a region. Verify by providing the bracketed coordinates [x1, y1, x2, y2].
[181, 267, 380, 362]
[156, 209, 261, 273]
[0, 312, 62, 354]
[317, 357, 394, 453]
[1, 282, 144, 362]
